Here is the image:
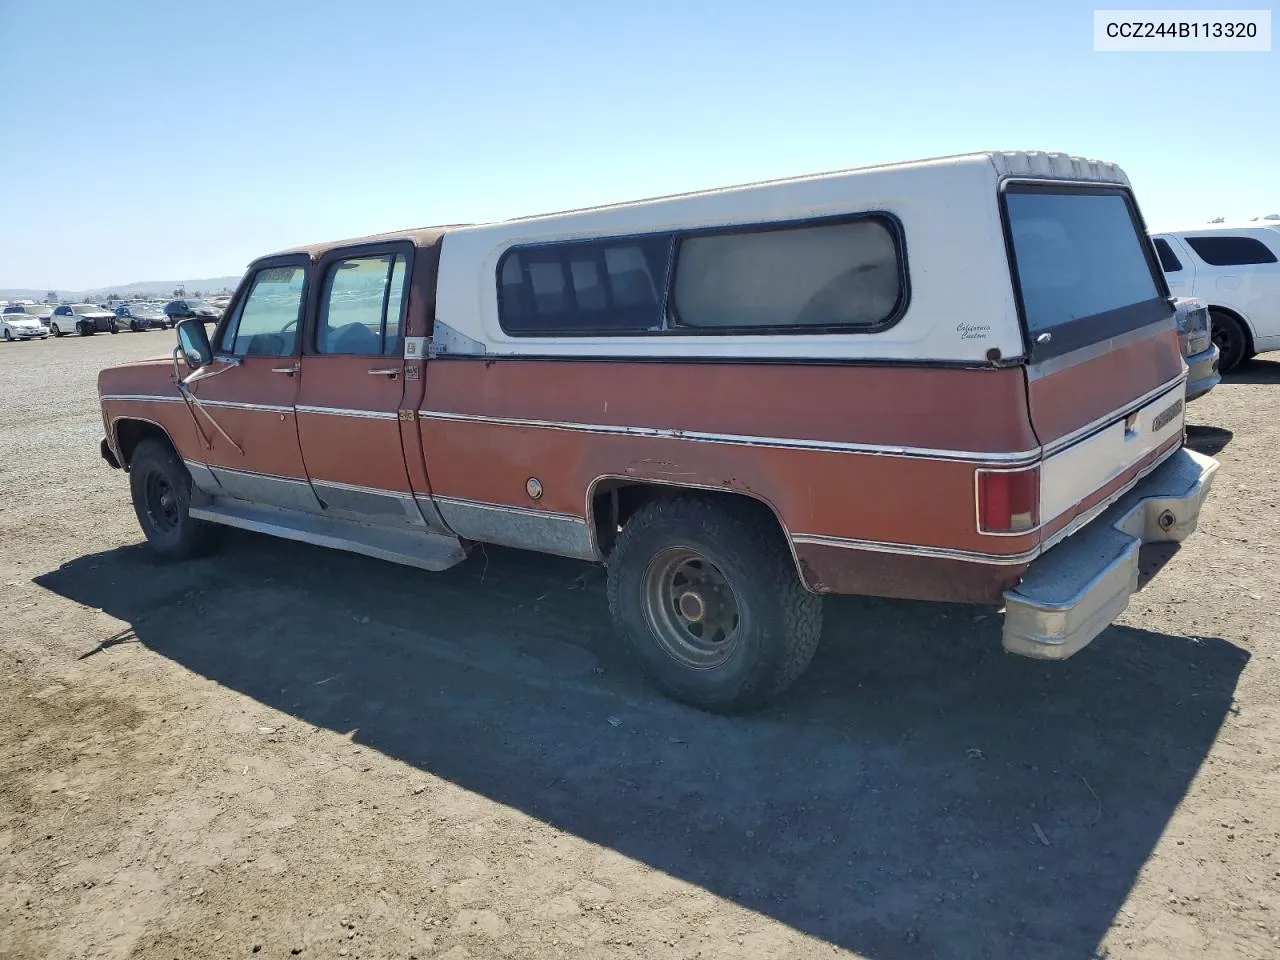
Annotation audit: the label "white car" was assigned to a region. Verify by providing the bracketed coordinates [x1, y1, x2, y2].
[1149, 223, 1280, 372]
[1, 312, 48, 341]
[49, 303, 119, 337]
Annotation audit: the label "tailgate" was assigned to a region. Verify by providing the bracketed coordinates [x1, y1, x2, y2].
[1003, 182, 1187, 544]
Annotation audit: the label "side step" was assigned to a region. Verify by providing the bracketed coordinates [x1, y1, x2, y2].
[189, 499, 469, 572]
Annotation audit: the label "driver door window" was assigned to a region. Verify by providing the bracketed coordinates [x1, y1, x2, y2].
[221, 265, 307, 357]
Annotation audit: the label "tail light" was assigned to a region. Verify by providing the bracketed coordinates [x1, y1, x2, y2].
[977, 465, 1040, 534]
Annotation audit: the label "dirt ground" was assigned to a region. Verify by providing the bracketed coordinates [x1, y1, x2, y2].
[1, 331, 1277, 960]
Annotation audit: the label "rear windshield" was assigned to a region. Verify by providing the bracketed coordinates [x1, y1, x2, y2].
[1004, 186, 1168, 359]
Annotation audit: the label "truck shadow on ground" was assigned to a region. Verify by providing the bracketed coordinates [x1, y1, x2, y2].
[1183, 424, 1234, 457]
[38, 534, 1247, 960]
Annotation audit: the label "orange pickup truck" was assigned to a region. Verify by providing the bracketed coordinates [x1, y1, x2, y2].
[98, 151, 1218, 712]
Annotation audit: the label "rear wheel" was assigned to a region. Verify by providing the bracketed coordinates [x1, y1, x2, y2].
[128, 438, 222, 560]
[1211, 310, 1249, 373]
[606, 496, 822, 713]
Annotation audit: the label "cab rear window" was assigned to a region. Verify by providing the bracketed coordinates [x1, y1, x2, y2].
[1003, 185, 1169, 360]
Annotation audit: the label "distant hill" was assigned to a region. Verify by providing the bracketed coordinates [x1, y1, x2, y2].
[0, 275, 243, 302]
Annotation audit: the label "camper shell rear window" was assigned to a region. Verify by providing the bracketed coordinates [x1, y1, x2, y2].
[1002, 182, 1171, 362]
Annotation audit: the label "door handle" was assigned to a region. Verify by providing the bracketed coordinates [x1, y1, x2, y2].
[368, 367, 400, 379]
[271, 362, 299, 376]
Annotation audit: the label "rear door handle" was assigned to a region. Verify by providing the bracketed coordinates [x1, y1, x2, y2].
[368, 367, 400, 379]
[271, 362, 299, 376]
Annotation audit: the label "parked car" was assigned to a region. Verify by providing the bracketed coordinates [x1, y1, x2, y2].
[51, 303, 118, 336]
[163, 299, 221, 324]
[114, 303, 170, 332]
[1173, 297, 1220, 401]
[1150, 223, 1280, 372]
[97, 150, 1218, 713]
[2, 303, 55, 329]
[1, 312, 48, 341]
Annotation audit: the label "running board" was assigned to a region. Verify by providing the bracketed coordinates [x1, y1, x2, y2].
[189, 500, 469, 572]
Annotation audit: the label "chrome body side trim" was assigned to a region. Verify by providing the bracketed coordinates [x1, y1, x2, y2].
[198, 398, 294, 414]
[420, 410, 1042, 465]
[1039, 373, 1187, 457]
[789, 533, 1039, 567]
[101, 393, 183, 404]
[104, 394, 298, 416]
[296, 405, 399, 420]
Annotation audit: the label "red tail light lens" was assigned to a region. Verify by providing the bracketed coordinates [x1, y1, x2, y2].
[977, 466, 1040, 534]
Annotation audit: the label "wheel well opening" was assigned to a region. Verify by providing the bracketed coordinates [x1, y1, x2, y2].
[115, 420, 176, 470]
[1208, 305, 1256, 351]
[590, 480, 787, 558]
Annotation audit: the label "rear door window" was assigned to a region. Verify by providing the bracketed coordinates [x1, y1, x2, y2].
[1004, 186, 1168, 360]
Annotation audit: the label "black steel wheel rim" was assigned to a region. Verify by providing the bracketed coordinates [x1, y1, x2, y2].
[144, 471, 181, 533]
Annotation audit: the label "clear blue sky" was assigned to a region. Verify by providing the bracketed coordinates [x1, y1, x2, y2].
[0, 0, 1275, 291]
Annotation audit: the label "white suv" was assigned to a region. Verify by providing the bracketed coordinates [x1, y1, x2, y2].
[1149, 223, 1280, 372]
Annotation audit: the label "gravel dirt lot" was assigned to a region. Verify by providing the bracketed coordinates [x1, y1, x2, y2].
[1, 332, 1278, 960]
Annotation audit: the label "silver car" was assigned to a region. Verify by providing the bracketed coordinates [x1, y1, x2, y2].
[1176, 297, 1221, 402]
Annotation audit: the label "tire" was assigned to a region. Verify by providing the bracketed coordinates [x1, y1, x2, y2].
[108, 320, 119, 334]
[78, 322, 92, 337]
[3, 329, 11, 342]
[128, 437, 222, 560]
[51, 323, 63, 337]
[1211, 310, 1249, 374]
[606, 496, 823, 713]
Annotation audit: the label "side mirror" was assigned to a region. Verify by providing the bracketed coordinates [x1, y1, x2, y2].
[176, 317, 213, 369]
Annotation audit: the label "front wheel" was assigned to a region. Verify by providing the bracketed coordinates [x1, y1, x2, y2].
[128, 438, 222, 560]
[2, 329, 11, 342]
[51, 323, 63, 337]
[78, 322, 93, 337]
[606, 496, 823, 713]
[108, 320, 119, 334]
[1211, 310, 1249, 374]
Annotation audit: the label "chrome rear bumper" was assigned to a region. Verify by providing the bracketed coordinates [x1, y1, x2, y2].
[1002, 446, 1218, 660]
